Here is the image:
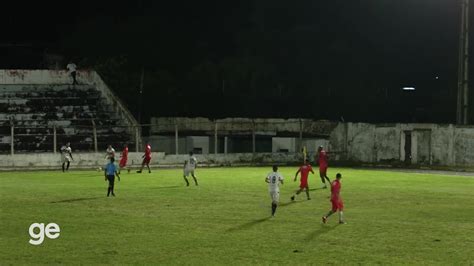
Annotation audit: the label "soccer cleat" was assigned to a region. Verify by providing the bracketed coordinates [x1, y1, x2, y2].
[322, 216, 327, 224]
[148, 170, 151, 173]
[307, 197, 311, 200]
[136, 170, 142, 173]
[339, 221, 346, 224]
[290, 196, 295, 201]
[322, 185, 327, 189]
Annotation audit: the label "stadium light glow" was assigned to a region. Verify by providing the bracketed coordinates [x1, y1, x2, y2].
[402, 87, 415, 91]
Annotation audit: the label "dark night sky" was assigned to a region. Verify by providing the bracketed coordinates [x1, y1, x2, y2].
[0, 0, 467, 123]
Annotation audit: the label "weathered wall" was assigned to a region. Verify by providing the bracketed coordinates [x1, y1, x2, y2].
[330, 122, 474, 167]
[0, 152, 302, 170]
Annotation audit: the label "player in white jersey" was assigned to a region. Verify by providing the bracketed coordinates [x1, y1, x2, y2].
[105, 145, 115, 160]
[60, 142, 73, 172]
[183, 151, 199, 186]
[265, 165, 284, 217]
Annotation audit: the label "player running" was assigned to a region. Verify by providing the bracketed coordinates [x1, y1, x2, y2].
[183, 151, 199, 186]
[60, 142, 73, 172]
[118, 144, 129, 174]
[322, 173, 345, 224]
[137, 143, 152, 173]
[291, 159, 314, 201]
[105, 145, 115, 160]
[104, 157, 120, 197]
[315, 145, 331, 188]
[265, 165, 284, 217]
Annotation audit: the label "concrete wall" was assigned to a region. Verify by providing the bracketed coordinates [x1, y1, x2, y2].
[0, 152, 302, 170]
[329, 122, 474, 167]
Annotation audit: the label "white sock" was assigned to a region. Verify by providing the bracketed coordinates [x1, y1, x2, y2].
[339, 211, 344, 222]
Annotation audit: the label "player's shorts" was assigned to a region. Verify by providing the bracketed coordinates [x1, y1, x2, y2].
[61, 155, 71, 163]
[143, 156, 151, 164]
[319, 165, 328, 175]
[119, 157, 127, 168]
[300, 178, 308, 189]
[107, 175, 115, 186]
[184, 168, 195, 177]
[269, 191, 280, 203]
[331, 198, 344, 212]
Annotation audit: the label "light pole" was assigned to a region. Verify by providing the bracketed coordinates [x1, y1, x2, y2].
[457, 0, 470, 125]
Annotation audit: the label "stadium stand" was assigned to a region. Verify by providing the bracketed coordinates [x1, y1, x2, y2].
[0, 83, 135, 153]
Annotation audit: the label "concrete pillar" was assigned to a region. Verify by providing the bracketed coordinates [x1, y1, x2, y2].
[252, 123, 256, 154]
[175, 123, 179, 155]
[411, 131, 418, 164]
[92, 120, 98, 153]
[135, 126, 140, 152]
[10, 124, 14, 156]
[214, 122, 218, 155]
[53, 125, 57, 154]
[224, 136, 228, 154]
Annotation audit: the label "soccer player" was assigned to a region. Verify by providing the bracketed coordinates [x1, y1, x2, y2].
[315, 145, 331, 188]
[137, 143, 152, 173]
[118, 144, 129, 174]
[322, 173, 345, 224]
[291, 159, 314, 201]
[105, 145, 115, 160]
[265, 165, 284, 217]
[104, 157, 120, 197]
[183, 151, 198, 186]
[60, 142, 73, 172]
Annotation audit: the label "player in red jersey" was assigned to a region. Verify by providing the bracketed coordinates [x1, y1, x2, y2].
[315, 146, 331, 188]
[137, 143, 152, 173]
[291, 159, 314, 201]
[322, 173, 345, 224]
[118, 144, 129, 174]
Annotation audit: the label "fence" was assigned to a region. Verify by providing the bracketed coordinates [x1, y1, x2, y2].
[0, 122, 140, 155]
[1, 118, 336, 158]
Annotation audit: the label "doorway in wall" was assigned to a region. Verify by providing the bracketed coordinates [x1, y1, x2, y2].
[404, 131, 412, 164]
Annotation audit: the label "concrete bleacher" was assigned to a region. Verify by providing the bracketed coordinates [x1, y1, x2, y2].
[0, 83, 135, 153]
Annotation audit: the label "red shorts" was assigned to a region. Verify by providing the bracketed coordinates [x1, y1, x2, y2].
[319, 165, 328, 175]
[300, 178, 308, 189]
[119, 157, 127, 168]
[331, 198, 344, 212]
[143, 157, 151, 164]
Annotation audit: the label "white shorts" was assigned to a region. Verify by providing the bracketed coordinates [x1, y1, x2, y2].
[61, 155, 71, 163]
[269, 191, 280, 203]
[184, 169, 195, 177]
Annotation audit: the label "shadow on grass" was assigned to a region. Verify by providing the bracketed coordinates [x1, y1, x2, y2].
[309, 187, 327, 192]
[149, 186, 181, 190]
[279, 200, 306, 207]
[306, 223, 340, 241]
[226, 217, 271, 232]
[51, 197, 102, 203]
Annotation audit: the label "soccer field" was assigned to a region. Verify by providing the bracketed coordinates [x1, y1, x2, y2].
[1, 167, 473, 265]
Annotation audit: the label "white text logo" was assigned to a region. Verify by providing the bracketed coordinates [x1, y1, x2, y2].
[28, 223, 60, 245]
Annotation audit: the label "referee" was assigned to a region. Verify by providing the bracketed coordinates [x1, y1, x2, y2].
[104, 157, 120, 197]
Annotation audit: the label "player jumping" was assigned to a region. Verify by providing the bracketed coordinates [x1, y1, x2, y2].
[316, 145, 331, 188]
[183, 151, 199, 186]
[322, 173, 345, 224]
[291, 159, 314, 201]
[118, 144, 129, 174]
[60, 142, 73, 172]
[137, 143, 152, 173]
[265, 165, 284, 217]
[104, 157, 120, 197]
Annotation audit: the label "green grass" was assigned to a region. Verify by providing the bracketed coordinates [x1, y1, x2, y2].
[1, 167, 474, 265]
